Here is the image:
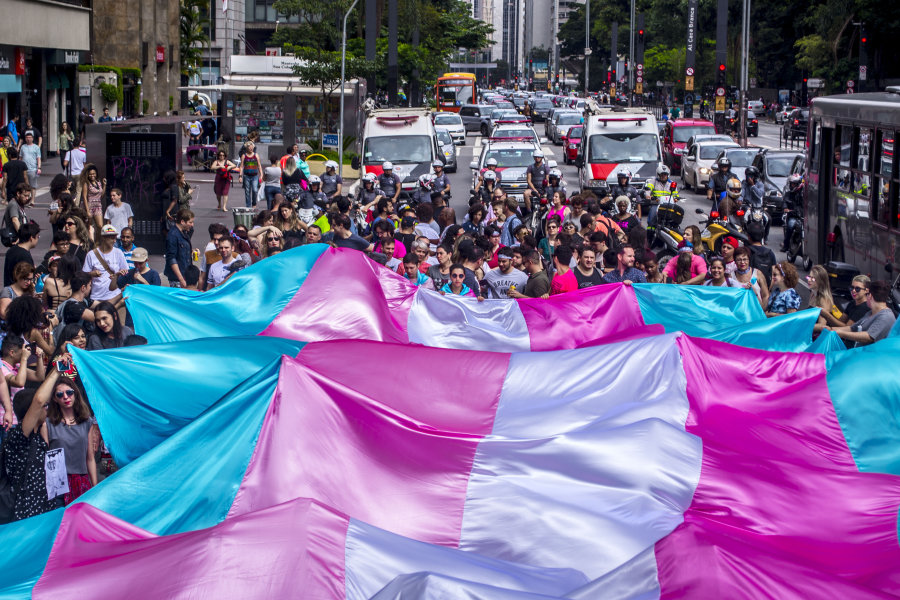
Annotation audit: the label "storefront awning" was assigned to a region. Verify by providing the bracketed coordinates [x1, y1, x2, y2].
[0, 75, 21, 94]
[59, 73, 71, 89]
[47, 74, 60, 90]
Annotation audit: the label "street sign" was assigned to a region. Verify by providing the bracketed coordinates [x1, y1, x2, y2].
[686, 67, 695, 76]
[637, 63, 643, 70]
[847, 80, 855, 88]
[685, 76, 694, 91]
[715, 96, 726, 111]
[860, 66, 867, 81]
[322, 133, 339, 148]
[584, 48, 592, 56]
[637, 76, 643, 83]
[750, 77, 757, 88]
[684, 93, 695, 106]
[716, 86, 725, 97]
[807, 78, 824, 89]
[847, 87, 855, 94]
[636, 82, 643, 94]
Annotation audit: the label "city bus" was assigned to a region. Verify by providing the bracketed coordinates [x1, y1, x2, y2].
[805, 89, 900, 278]
[435, 73, 477, 113]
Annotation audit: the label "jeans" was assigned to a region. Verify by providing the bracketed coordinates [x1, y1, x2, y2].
[243, 176, 259, 208]
[647, 204, 659, 229]
[264, 185, 281, 210]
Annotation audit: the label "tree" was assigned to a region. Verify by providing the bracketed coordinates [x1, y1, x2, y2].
[180, 0, 209, 80]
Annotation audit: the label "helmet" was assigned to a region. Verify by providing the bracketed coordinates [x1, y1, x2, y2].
[363, 173, 377, 184]
[418, 173, 435, 189]
[324, 160, 338, 170]
[382, 161, 394, 170]
[432, 159, 444, 168]
[486, 157, 499, 167]
[726, 178, 742, 198]
[744, 166, 760, 180]
[308, 175, 321, 185]
[718, 157, 732, 169]
[548, 168, 562, 180]
[657, 165, 671, 178]
[787, 173, 802, 188]
[532, 150, 544, 159]
[616, 168, 632, 181]
[483, 170, 498, 181]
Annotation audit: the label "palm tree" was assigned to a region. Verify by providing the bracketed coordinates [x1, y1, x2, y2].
[180, 0, 209, 80]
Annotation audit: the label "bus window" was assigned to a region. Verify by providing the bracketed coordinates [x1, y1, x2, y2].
[810, 121, 820, 174]
[876, 130, 898, 227]
[852, 128, 872, 197]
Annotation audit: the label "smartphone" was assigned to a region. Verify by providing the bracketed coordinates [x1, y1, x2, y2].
[54, 360, 70, 373]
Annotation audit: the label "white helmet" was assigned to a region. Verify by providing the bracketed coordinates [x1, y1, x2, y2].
[486, 157, 498, 167]
[616, 168, 632, 181]
[483, 170, 498, 181]
[726, 178, 742, 198]
[382, 161, 394, 170]
[532, 150, 544, 159]
[324, 160, 338, 170]
[308, 175, 321, 185]
[432, 159, 444, 168]
[548, 168, 562, 179]
[418, 173, 435, 189]
[363, 172, 377, 183]
[657, 165, 671, 178]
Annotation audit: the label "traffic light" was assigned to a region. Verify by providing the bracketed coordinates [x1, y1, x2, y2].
[717, 61, 726, 89]
[638, 29, 644, 43]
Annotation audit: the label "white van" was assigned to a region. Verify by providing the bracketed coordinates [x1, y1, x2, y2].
[351, 107, 443, 197]
[576, 101, 662, 196]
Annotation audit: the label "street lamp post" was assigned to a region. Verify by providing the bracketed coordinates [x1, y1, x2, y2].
[339, 0, 360, 180]
[738, 0, 750, 147]
[584, 0, 590, 94]
[628, 0, 635, 106]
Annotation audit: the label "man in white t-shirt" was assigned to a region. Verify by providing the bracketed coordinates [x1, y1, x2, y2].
[82, 224, 129, 308]
[206, 236, 239, 289]
[64, 139, 87, 176]
[483, 247, 528, 299]
[103, 188, 134, 236]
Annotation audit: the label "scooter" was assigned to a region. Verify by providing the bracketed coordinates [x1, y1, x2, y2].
[694, 208, 744, 257]
[783, 207, 812, 271]
[649, 182, 685, 265]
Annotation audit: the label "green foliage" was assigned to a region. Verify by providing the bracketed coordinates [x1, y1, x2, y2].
[180, 0, 209, 78]
[143, 99, 150, 114]
[99, 83, 120, 104]
[77, 65, 131, 107]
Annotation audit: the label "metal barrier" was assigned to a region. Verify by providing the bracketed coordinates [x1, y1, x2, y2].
[646, 104, 668, 120]
[779, 125, 806, 149]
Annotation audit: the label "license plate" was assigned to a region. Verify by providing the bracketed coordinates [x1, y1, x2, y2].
[510, 194, 524, 202]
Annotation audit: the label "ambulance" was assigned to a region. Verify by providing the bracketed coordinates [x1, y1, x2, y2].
[575, 101, 663, 197]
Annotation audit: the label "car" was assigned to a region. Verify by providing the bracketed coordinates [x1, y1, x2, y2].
[544, 106, 573, 137]
[481, 108, 529, 136]
[661, 118, 718, 174]
[489, 123, 540, 145]
[562, 125, 582, 165]
[458, 104, 496, 132]
[750, 148, 804, 223]
[511, 96, 527, 112]
[684, 133, 734, 152]
[550, 111, 583, 145]
[469, 138, 544, 205]
[725, 110, 760, 137]
[547, 110, 581, 145]
[783, 108, 809, 140]
[747, 100, 764, 112]
[775, 105, 797, 124]
[681, 140, 740, 190]
[527, 97, 553, 122]
[713, 147, 760, 182]
[434, 128, 457, 173]
[432, 112, 466, 145]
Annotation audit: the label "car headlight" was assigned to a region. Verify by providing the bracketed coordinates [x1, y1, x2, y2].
[699, 167, 710, 174]
[444, 150, 452, 158]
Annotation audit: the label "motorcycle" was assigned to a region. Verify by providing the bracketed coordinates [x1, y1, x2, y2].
[694, 208, 745, 258]
[783, 208, 812, 271]
[649, 182, 685, 267]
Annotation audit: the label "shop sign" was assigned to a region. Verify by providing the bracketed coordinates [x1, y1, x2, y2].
[156, 46, 166, 64]
[14, 48, 25, 75]
[48, 50, 82, 66]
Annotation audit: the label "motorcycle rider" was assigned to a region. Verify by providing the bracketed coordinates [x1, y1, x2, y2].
[377, 161, 402, 203]
[478, 170, 500, 205]
[358, 172, 384, 207]
[298, 175, 329, 223]
[645, 165, 679, 231]
[544, 169, 566, 203]
[741, 166, 770, 242]
[474, 157, 503, 193]
[414, 173, 436, 205]
[707, 156, 734, 211]
[605, 168, 640, 216]
[431, 159, 451, 199]
[523, 150, 549, 215]
[781, 173, 804, 252]
[320, 160, 343, 200]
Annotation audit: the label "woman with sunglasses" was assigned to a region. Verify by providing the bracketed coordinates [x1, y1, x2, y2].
[765, 261, 801, 317]
[211, 150, 238, 212]
[439, 263, 476, 297]
[45, 373, 98, 504]
[62, 215, 91, 266]
[86, 301, 133, 350]
[0, 263, 37, 320]
[538, 216, 561, 265]
[732, 246, 768, 308]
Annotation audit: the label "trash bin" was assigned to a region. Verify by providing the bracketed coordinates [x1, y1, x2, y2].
[232, 207, 254, 229]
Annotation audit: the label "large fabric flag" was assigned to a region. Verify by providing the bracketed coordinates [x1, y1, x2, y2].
[124, 245, 844, 354]
[0, 334, 891, 598]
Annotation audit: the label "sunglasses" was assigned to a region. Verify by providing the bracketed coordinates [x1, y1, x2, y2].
[65, 221, 76, 226]
[54, 389, 76, 399]
[851, 285, 867, 292]
[450, 273, 466, 279]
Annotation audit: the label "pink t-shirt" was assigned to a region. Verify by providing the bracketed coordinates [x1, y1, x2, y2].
[1, 360, 20, 425]
[550, 269, 578, 295]
[663, 253, 708, 281]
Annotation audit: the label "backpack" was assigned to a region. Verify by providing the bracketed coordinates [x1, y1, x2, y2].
[750, 245, 776, 284]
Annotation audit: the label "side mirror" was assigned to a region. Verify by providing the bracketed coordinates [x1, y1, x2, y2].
[351, 156, 360, 170]
[469, 161, 479, 170]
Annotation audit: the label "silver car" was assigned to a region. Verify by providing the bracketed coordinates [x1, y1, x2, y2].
[433, 112, 466, 145]
[435, 128, 457, 173]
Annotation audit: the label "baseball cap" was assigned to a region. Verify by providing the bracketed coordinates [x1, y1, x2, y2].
[131, 247, 149, 262]
[101, 224, 118, 236]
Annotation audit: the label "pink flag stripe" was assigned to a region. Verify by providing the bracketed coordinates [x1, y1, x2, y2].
[516, 283, 648, 351]
[228, 341, 511, 547]
[260, 248, 416, 344]
[656, 336, 900, 598]
[34, 499, 348, 599]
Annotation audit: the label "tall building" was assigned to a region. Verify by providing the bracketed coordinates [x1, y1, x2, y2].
[524, 0, 552, 62]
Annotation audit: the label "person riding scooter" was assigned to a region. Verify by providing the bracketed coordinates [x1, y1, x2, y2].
[707, 157, 734, 211]
[781, 173, 804, 252]
[741, 166, 769, 242]
[645, 165, 679, 231]
[606, 168, 640, 216]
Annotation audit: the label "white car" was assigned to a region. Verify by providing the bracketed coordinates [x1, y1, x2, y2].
[432, 112, 466, 145]
[681, 140, 740, 190]
[775, 105, 797, 124]
[489, 123, 540, 145]
[747, 100, 765, 113]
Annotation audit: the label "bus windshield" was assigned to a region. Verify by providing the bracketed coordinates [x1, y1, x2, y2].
[364, 135, 432, 164]
[588, 133, 660, 163]
[438, 81, 474, 105]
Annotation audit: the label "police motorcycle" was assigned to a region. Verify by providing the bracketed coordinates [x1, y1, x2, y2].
[647, 177, 685, 264]
[603, 168, 642, 216]
[738, 166, 770, 244]
[781, 174, 812, 270]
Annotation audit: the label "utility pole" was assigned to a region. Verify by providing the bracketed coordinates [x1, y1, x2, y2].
[387, 0, 398, 105]
[628, 0, 635, 106]
[339, 0, 360, 180]
[610, 22, 618, 99]
[715, 0, 728, 132]
[738, 0, 750, 147]
[584, 0, 590, 94]
[365, 0, 376, 97]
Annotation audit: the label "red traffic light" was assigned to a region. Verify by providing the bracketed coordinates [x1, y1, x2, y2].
[639, 29, 644, 35]
[861, 36, 868, 43]
[803, 78, 808, 82]
[718, 64, 726, 71]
